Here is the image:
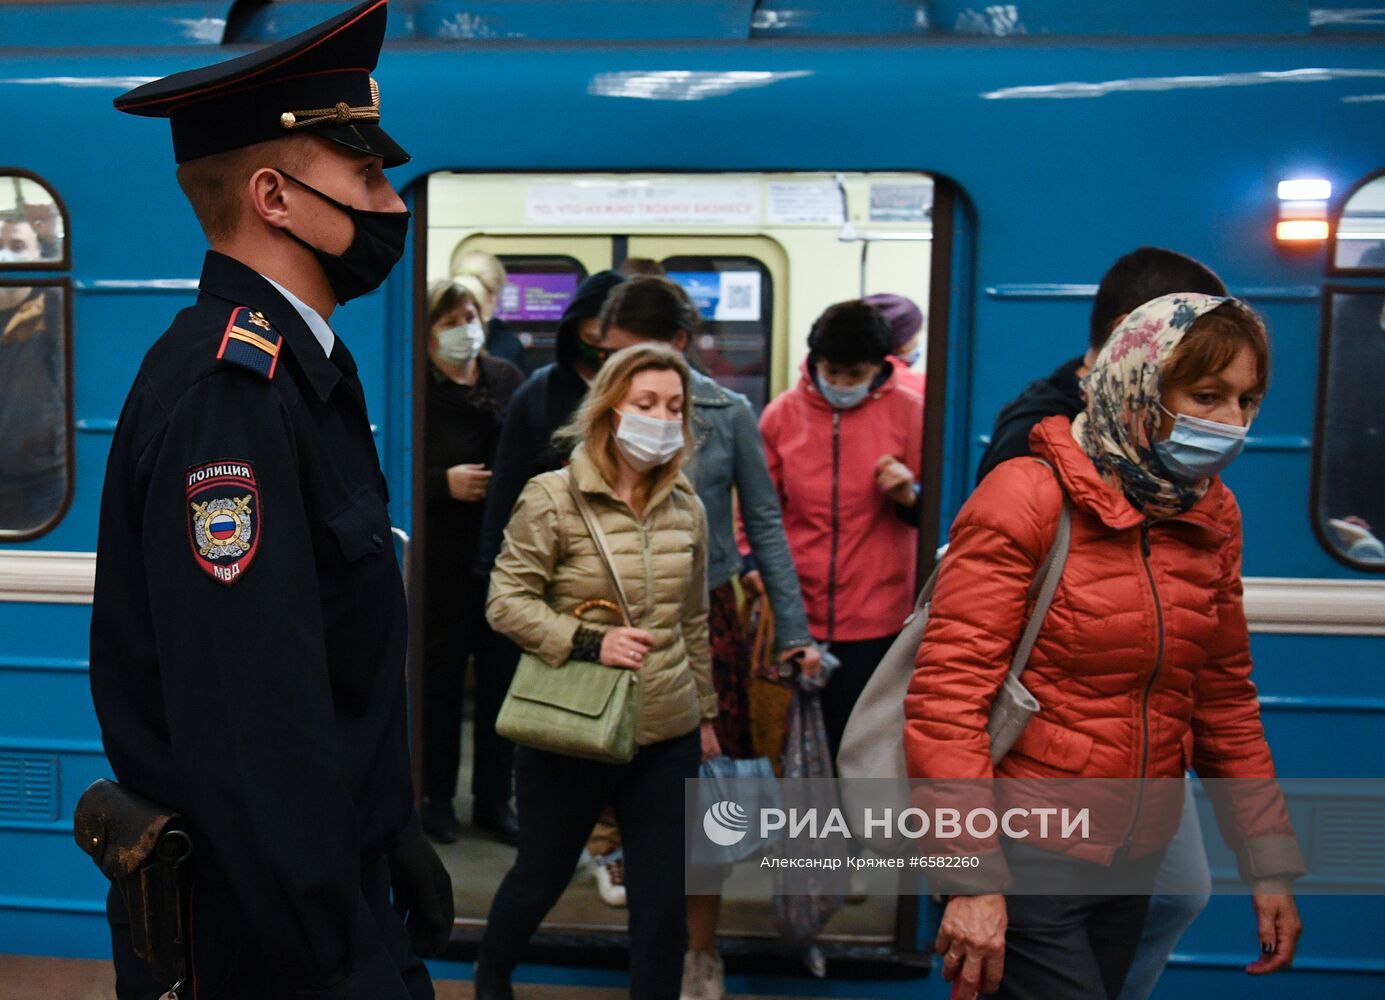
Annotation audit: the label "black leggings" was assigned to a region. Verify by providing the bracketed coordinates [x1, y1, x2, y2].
[420, 569, 516, 806]
[478, 732, 701, 1000]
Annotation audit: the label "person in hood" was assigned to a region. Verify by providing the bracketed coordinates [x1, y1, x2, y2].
[756, 300, 924, 760]
[475, 270, 630, 577]
[975, 247, 1227, 485]
[909, 294, 1304, 1000]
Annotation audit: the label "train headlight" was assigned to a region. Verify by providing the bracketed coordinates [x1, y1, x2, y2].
[1276, 178, 1331, 244]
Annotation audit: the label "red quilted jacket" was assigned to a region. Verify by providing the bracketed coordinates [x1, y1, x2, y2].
[904, 415, 1303, 884]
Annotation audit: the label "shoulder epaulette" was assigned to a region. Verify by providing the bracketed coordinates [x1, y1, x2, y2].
[216, 306, 282, 379]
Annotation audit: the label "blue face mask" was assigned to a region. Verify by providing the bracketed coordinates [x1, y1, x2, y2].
[896, 345, 923, 367]
[818, 376, 872, 410]
[1154, 406, 1248, 483]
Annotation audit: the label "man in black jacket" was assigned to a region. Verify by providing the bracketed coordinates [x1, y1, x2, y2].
[974, 247, 1227, 484]
[91, 4, 451, 996]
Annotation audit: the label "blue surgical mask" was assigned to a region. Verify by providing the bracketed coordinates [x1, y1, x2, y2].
[815, 365, 874, 410]
[896, 346, 923, 367]
[1154, 406, 1248, 483]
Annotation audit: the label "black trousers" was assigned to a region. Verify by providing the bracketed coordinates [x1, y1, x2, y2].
[820, 635, 896, 765]
[478, 731, 700, 1000]
[420, 568, 517, 806]
[110, 856, 432, 1000]
[988, 841, 1165, 1000]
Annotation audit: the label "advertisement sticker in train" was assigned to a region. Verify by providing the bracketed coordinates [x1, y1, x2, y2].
[186, 460, 261, 586]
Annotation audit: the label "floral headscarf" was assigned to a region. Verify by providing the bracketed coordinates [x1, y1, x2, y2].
[1071, 292, 1230, 520]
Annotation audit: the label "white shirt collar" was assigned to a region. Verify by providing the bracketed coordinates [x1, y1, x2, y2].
[263, 276, 335, 356]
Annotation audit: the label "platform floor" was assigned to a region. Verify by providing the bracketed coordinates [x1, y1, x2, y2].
[0, 954, 627, 998]
[0, 954, 849, 999]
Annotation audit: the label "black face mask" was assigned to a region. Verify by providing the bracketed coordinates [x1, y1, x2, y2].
[280, 172, 410, 305]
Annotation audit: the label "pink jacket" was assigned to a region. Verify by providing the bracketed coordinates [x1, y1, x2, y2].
[757, 363, 924, 642]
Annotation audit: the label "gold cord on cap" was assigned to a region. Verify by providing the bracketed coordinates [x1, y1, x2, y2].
[280, 98, 379, 130]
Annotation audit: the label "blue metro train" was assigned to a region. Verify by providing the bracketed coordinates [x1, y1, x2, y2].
[1, 2, 1383, 996]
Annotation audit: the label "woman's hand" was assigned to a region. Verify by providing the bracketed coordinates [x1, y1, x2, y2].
[446, 463, 491, 502]
[874, 455, 917, 507]
[599, 627, 654, 670]
[1245, 882, 1301, 974]
[935, 894, 1007, 1000]
[779, 645, 822, 679]
[699, 720, 721, 761]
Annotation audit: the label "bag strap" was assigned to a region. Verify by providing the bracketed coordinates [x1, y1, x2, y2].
[1007, 459, 1072, 683]
[565, 470, 633, 626]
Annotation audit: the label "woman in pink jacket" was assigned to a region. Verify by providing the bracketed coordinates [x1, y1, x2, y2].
[758, 300, 925, 756]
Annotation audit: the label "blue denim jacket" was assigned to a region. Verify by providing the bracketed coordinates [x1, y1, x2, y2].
[686, 370, 812, 651]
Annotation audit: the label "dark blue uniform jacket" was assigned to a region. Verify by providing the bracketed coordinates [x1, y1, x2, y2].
[89, 251, 417, 997]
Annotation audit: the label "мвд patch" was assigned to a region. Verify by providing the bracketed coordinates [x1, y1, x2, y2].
[186, 460, 260, 585]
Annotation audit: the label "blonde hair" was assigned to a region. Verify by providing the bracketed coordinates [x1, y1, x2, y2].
[557, 343, 693, 509]
[453, 249, 508, 319]
[175, 136, 317, 242]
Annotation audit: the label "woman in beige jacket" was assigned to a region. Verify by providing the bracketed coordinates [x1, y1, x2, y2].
[476, 343, 718, 1000]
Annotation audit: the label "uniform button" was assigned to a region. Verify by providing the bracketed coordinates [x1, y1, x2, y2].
[371, 533, 383, 549]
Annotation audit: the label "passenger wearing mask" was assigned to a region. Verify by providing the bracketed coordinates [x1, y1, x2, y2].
[976, 246, 1227, 485]
[454, 248, 530, 375]
[756, 301, 924, 758]
[476, 344, 715, 1000]
[971, 246, 1227, 1000]
[587, 277, 821, 999]
[866, 292, 927, 397]
[419, 279, 525, 846]
[0, 219, 65, 532]
[908, 295, 1305, 1000]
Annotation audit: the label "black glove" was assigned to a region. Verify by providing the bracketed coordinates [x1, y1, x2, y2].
[388, 822, 455, 958]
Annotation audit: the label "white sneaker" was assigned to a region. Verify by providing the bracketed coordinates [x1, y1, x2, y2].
[679, 948, 725, 1000]
[594, 849, 626, 908]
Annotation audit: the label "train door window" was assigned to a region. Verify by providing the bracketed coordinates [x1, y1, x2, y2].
[0, 172, 71, 539]
[1316, 174, 1385, 568]
[492, 255, 587, 370]
[664, 256, 772, 411]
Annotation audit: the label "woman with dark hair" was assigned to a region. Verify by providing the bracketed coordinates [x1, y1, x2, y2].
[476, 344, 714, 1000]
[419, 279, 525, 845]
[907, 294, 1304, 1000]
[756, 300, 925, 758]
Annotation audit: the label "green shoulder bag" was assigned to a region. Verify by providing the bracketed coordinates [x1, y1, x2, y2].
[494, 471, 639, 764]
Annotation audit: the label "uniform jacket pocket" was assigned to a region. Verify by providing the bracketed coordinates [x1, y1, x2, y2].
[326, 489, 389, 562]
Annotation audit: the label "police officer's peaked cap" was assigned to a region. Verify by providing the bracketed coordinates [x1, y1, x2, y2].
[114, 0, 409, 167]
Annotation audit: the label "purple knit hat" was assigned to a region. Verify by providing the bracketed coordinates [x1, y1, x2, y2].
[864, 293, 924, 351]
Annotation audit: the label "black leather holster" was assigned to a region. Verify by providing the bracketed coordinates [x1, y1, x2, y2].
[74, 778, 193, 990]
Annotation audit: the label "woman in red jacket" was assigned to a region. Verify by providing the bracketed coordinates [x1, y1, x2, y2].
[904, 293, 1304, 1000]
[759, 300, 924, 757]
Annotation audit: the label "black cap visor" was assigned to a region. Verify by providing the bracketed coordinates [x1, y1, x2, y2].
[317, 121, 410, 168]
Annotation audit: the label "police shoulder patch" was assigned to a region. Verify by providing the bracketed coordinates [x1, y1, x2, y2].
[216, 306, 282, 379]
[186, 460, 261, 585]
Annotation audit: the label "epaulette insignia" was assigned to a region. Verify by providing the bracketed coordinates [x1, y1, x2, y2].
[216, 307, 282, 379]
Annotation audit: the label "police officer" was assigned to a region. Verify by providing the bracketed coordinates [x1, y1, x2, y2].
[89, 2, 452, 996]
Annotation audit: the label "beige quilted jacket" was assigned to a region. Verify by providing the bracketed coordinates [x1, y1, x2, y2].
[487, 446, 716, 746]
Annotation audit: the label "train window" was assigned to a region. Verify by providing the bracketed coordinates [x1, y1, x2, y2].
[1333, 174, 1385, 272]
[0, 173, 66, 268]
[1314, 288, 1385, 568]
[664, 256, 772, 411]
[0, 278, 70, 538]
[493, 255, 587, 370]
